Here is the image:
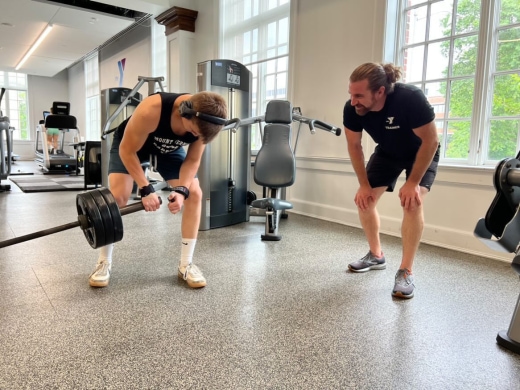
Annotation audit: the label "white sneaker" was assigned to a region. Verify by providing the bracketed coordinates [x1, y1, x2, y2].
[178, 264, 206, 288]
[89, 259, 112, 287]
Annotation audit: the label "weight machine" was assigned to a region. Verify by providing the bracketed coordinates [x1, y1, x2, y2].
[197, 59, 252, 231]
[223, 99, 341, 241]
[474, 151, 520, 355]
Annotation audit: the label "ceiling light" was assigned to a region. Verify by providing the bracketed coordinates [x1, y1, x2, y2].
[15, 24, 54, 71]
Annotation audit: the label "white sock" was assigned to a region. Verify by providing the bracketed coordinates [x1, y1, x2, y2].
[180, 238, 196, 268]
[98, 244, 114, 264]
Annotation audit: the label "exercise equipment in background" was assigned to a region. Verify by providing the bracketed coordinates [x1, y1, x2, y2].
[83, 141, 102, 189]
[197, 59, 252, 231]
[0, 87, 11, 192]
[474, 151, 520, 355]
[34, 101, 79, 174]
[224, 100, 341, 241]
[0, 187, 160, 250]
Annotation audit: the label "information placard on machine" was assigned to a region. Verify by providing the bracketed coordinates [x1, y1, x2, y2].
[211, 60, 248, 91]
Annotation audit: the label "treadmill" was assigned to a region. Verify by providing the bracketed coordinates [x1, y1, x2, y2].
[35, 102, 79, 174]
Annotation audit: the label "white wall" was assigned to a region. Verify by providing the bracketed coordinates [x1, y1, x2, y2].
[68, 62, 87, 140]
[287, 0, 510, 262]
[99, 24, 152, 97]
[193, 0, 219, 67]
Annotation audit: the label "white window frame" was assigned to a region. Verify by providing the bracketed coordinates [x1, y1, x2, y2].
[84, 53, 100, 141]
[220, 0, 291, 152]
[392, 0, 520, 167]
[0, 72, 29, 141]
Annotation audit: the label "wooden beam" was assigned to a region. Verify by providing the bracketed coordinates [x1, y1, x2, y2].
[155, 6, 198, 35]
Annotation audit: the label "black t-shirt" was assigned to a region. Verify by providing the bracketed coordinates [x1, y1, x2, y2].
[114, 92, 198, 156]
[343, 83, 435, 161]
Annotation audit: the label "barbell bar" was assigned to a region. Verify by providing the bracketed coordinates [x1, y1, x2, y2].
[0, 187, 161, 249]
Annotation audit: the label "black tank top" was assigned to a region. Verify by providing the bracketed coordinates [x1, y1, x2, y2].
[115, 92, 198, 155]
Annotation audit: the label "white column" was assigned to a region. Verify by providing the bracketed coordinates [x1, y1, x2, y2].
[167, 30, 196, 93]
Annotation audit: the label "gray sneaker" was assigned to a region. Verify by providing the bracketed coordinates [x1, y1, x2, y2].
[348, 251, 386, 273]
[392, 269, 415, 299]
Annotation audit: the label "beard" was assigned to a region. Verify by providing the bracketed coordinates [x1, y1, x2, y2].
[354, 104, 370, 116]
[353, 94, 376, 116]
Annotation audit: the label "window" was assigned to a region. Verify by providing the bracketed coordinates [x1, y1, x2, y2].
[0, 72, 29, 140]
[84, 53, 100, 141]
[488, 1, 520, 162]
[221, 0, 291, 151]
[394, 0, 520, 166]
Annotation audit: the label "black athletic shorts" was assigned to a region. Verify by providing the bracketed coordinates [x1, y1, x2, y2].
[366, 145, 440, 192]
[108, 135, 187, 181]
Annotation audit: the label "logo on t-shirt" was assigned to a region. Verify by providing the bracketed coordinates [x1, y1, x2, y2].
[153, 136, 188, 154]
[385, 117, 400, 130]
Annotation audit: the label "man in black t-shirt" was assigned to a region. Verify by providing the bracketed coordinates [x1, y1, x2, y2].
[343, 62, 440, 299]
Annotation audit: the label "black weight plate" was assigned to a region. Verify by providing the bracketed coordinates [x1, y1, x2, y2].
[246, 190, 257, 205]
[99, 187, 124, 244]
[76, 191, 106, 249]
[89, 189, 115, 247]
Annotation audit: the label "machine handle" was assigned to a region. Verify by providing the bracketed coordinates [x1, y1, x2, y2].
[313, 120, 342, 136]
[308, 120, 316, 135]
[222, 118, 241, 132]
[222, 116, 266, 132]
[292, 114, 341, 136]
[101, 127, 117, 140]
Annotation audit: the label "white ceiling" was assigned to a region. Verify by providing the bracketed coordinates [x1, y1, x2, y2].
[0, 0, 174, 77]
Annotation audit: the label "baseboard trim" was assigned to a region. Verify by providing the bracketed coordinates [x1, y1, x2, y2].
[289, 199, 513, 264]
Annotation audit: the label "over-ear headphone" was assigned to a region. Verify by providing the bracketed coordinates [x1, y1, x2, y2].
[179, 100, 228, 126]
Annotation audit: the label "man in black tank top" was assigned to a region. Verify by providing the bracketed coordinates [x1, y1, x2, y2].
[88, 91, 228, 289]
[343, 62, 439, 299]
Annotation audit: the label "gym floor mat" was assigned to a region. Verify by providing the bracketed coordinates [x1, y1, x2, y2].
[8, 175, 86, 193]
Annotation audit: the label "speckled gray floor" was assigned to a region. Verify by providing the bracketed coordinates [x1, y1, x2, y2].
[1, 162, 520, 389]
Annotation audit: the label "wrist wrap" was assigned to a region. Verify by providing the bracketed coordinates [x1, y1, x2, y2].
[139, 184, 155, 197]
[172, 186, 190, 200]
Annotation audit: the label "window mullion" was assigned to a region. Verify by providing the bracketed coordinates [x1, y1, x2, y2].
[470, 0, 497, 165]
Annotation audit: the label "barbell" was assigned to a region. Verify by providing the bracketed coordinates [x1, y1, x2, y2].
[0, 187, 161, 249]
